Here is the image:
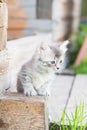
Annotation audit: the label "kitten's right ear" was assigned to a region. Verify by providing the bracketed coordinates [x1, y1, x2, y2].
[59, 40, 69, 54]
[49, 40, 69, 55]
[60, 40, 69, 49]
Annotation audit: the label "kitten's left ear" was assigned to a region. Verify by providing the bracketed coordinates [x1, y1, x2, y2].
[60, 40, 69, 54]
[40, 42, 46, 51]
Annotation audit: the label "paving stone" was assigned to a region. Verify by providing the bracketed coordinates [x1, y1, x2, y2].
[67, 74, 87, 108]
[47, 75, 74, 121]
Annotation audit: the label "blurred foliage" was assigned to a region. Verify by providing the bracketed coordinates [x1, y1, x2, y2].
[74, 56, 87, 74]
[70, 23, 87, 64]
[69, 23, 87, 74]
[81, 0, 87, 17]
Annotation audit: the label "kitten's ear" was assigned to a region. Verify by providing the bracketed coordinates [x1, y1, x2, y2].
[49, 40, 69, 54]
[49, 44, 57, 52]
[59, 40, 69, 54]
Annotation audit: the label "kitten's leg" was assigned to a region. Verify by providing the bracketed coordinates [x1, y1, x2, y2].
[20, 76, 37, 96]
[37, 81, 51, 96]
[18, 73, 37, 96]
[23, 82, 37, 96]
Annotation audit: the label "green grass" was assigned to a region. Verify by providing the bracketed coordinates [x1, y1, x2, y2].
[70, 56, 87, 74]
[72, 61, 87, 74]
[50, 102, 87, 130]
[69, 23, 87, 74]
[70, 24, 87, 64]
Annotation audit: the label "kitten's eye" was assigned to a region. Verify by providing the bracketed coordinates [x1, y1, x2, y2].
[60, 60, 62, 63]
[51, 61, 55, 64]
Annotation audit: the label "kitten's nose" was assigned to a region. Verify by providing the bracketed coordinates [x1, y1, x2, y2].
[51, 61, 55, 64]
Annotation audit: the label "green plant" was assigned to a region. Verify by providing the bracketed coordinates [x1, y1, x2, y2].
[70, 24, 87, 65]
[50, 102, 87, 130]
[72, 56, 87, 74]
[69, 23, 87, 74]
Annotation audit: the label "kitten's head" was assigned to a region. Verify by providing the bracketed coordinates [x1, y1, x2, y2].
[38, 40, 69, 73]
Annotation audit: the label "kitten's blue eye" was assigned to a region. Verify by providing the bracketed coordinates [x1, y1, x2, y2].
[60, 60, 62, 63]
[51, 61, 55, 64]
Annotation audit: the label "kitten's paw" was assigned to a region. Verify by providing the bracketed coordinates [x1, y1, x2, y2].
[24, 88, 37, 96]
[38, 89, 50, 96]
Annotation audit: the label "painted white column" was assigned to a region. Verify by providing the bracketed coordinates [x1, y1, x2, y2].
[52, 0, 82, 42]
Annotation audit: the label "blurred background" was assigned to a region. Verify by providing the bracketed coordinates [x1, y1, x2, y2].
[7, 0, 87, 39]
[7, 0, 87, 74]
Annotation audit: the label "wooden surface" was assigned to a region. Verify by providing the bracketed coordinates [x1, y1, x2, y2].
[0, 0, 7, 2]
[0, 2, 8, 50]
[7, 0, 52, 39]
[67, 75, 87, 107]
[8, 19, 52, 39]
[7, 0, 27, 40]
[0, 93, 48, 130]
[65, 75, 87, 124]
[48, 75, 74, 121]
[47, 74, 87, 122]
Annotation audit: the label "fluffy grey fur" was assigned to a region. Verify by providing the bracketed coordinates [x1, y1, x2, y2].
[17, 41, 69, 96]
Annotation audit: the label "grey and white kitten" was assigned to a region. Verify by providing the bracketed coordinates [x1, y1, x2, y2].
[17, 41, 69, 96]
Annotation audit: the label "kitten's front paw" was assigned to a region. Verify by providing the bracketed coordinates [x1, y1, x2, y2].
[38, 89, 50, 96]
[24, 88, 37, 96]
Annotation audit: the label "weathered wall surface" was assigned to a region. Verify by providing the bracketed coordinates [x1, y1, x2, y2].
[7, 0, 52, 40]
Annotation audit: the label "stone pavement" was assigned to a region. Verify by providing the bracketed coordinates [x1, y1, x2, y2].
[48, 74, 87, 122]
